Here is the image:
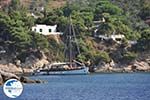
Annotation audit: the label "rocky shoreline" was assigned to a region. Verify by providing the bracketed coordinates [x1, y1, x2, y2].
[0, 60, 149, 86]
[93, 60, 150, 73]
[0, 69, 45, 86]
[0, 50, 149, 86]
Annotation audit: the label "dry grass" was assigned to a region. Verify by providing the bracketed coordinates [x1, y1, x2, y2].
[21, 0, 66, 9]
[47, 0, 66, 9]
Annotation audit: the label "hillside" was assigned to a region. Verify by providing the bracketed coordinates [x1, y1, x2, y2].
[0, 0, 149, 73]
[21, 0, 66, 9]
[0, 0, 66, 10]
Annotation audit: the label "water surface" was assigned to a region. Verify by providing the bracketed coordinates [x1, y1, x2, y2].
[0, 73, 150, 100]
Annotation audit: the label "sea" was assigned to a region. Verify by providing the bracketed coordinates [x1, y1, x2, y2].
[0, 73, 150, 100]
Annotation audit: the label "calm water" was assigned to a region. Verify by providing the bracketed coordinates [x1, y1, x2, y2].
[0, 73, 150, 100]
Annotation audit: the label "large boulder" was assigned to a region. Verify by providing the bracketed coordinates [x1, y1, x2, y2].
[0, 70, 44, 85]
[0, 70, 19, 82]
[0, 63, 22, 74]
[130, 61, 150, 71]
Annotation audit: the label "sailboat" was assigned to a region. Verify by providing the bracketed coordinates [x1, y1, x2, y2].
[35, 3, 89, 75]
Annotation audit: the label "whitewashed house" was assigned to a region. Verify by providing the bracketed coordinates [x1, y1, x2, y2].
[95, 34, 125, 43]
[32, 24, 63, 35]
[109, 34, 125, 41]
[97, 34, 125, 40]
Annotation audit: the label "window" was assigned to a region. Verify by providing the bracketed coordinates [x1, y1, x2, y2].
[116, 38, 121, 41]
[39, 29, 42, 32]
[49, 29, 52, 32]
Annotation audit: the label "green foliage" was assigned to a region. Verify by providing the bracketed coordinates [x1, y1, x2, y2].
[0, 2, 35, 51]
[31, 32, 49, 50]
[0, 0, 149, 65]
[77, 38, 110, 64]
[139, 4, 150, 20]
[78, 50, 110, 65]
[122, 51, 137, 62]
[9, 0, 21, 12]
[0, 12, 11, 40]
[136, 29, 150, 50]
[93, 51, 111, 64]
[47, 38, 65, 62]
[97, 21, 114, 35]
[0, 11, 32, 52]
[94, 0, 123, 20]
[93, 0, 140, 40]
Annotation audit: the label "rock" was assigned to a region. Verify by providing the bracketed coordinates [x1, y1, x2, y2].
[108, 67, 113, 70]
[7, 63, 22, 73]
[20, 76, 44, 84]
[34, 59, 49, 69]
[22, 54, 49, 70]
[22, 68, 34, 73]
[20, 76, 35, 83]
[0, 69, 44, 85]
[110, 68, 124, 72]
[15, 60, 21, 66]
[124, 65, 133, 72]
[133, 61, 150, 71]
[0, 74, 3, 85]
[0, 70, 19, 82]
[22, 55, 37, 68]
[110, 60, 116, 67]
[0, 63, 22, 74]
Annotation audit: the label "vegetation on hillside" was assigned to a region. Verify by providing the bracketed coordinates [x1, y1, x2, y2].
[0, 0, 149, 66]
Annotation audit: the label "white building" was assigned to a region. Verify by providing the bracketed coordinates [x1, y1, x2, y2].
[95, 34, 125, 42]
[109, 34, 125, 41]
[32, 24, 63, 35]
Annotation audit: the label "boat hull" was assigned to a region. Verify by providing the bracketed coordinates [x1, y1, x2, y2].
[36, 67, 89, 75]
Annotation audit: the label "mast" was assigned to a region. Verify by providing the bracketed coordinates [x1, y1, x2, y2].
[68, 15, 72, 67]
[64, 0, 81, 67]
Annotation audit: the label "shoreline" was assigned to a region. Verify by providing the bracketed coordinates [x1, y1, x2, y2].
[19, 70, 150, 76]
[1, 71, 150, 86]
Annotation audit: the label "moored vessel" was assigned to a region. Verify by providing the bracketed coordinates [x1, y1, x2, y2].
[36, 62, 89, 75]
[35, 1, 89, 75]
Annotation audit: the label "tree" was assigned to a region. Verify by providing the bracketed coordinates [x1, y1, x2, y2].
[136, 29, 150, 50]
[8, 0, 21, 12]
[94, 0, 123, 20]
[0, 11, 11, 41]
[31, 32, 49, 50]
[139, 6, 150, 21]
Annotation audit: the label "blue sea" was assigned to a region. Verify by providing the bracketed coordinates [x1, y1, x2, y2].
[0, 73, 150, 100]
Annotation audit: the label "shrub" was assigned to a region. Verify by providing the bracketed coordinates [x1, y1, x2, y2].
[122, 51, 137, 62]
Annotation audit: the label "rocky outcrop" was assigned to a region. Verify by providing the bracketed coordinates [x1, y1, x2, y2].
[131, 61, 150, 71]
[95, 59, 150, 73]
[0, 70, 19, 82]
[123, 65, 133, 72]
[20, 76, 44, 84]
[0, 50, 49, 79]
[0, 63, 22, 74]
[0, 63, 35, 75]
[0, 69, 44, 85]
[22, 51, 49, 70]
